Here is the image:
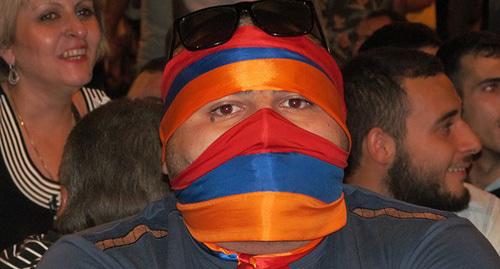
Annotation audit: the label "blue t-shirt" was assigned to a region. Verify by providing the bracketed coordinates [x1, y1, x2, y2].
[38, 185, 499, 268]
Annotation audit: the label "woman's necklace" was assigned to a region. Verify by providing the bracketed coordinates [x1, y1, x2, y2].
[8, 96, 80, 180]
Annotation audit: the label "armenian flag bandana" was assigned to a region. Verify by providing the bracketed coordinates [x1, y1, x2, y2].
[160, 25, 351, 243]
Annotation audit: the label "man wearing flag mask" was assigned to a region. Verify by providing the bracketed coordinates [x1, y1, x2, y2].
[38, 1, 500, 268]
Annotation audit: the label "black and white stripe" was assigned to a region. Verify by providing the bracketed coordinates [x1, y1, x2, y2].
[0, 87, 109, 209]
[0, 234, 52, 269]
[81, 87, 110, 112]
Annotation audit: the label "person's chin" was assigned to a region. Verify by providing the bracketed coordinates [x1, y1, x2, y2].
[441, 185, 470, 212]
[444, 172, 467, 194]
[63, 72, 93, 87]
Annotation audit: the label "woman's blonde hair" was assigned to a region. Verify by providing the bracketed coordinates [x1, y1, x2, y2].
[0, 0, 107, 82]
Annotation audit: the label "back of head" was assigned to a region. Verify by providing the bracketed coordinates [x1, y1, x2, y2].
[437, 31, 500, 96]
[369, 9, 407, 22]
[56, 98, 168, 234]
[358, 22, 441, 53]
[139, 56, 168, 74]
[343, 48, 444, 175]
[127, 57, 168, 99]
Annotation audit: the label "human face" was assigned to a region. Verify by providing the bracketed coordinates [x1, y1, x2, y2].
[389, 74, 481, 207]
[4, 0, 101, 91]
[165, 90, 348, 178]
[459, 55, 500, 154]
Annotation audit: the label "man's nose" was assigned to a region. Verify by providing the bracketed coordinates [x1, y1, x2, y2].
[253, 90, 276, 110]
[455, 120, 482, 156]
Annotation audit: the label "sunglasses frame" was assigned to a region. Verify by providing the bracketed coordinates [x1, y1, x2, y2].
[167, 0, 331, 58]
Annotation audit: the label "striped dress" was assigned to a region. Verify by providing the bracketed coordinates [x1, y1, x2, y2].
[0, 87, 109, 250]
[0, 232, 59, 269]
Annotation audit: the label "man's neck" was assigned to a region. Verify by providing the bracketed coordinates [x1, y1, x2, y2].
[345, 167, 391, 197]
[469, 149, 500, 189]
[218, 240, 312, 255]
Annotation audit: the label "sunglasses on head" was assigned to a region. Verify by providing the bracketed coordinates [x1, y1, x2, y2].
[167, 0, 330, 58]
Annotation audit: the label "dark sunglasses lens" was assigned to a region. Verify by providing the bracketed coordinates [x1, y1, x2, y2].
[252, 0, 313, 36]
[178, 7, 238, 50]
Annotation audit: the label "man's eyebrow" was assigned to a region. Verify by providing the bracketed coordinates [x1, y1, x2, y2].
[476, 77, 500, 88]
[434, 109, 459, 127]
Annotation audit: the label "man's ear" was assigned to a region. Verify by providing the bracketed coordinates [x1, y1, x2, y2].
[162, 162, 169, 176]
[56, 186, 68, 220]
[364, 127, 396, 165]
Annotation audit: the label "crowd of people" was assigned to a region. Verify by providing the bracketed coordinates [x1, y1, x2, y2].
[0, 0, 499, 268]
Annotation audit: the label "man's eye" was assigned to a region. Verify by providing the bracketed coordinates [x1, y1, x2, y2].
[482, 83, 498, 93]
[283, 98, 312, 109]
[40, 12, 59, 21]
[211, 104, 241, 117]
[439, 122, 453, 136]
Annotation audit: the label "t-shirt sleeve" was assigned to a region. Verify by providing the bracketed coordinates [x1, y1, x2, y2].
[404, 217, 500, 268]
[37, 235, 117, 269]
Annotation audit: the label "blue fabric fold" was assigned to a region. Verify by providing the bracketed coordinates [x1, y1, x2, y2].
[176, 152, 344, 204]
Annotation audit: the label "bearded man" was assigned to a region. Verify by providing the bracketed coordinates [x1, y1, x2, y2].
[344, 47, 500, 253]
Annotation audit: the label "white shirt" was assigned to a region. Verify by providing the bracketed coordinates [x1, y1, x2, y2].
[485, 177, 500, 193]
[457, 183, 500, 254]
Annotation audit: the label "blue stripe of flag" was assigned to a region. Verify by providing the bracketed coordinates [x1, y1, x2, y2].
[176, 152, 344, 204]
[165, 47, 327, 109]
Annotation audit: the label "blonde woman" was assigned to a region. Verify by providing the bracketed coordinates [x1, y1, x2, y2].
[0, 0, 109, 249]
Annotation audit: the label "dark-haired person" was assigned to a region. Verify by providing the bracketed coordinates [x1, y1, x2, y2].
[0, 99, 168, 268]
[358, 22, 441, 54]
[38, 1, 499, 268]
[127, 56, 168, 99]
[320, 0, 433, 64]
[437, 31, 500, 198]
[343, 47, 500, 253]
[350, 10, 407, 56]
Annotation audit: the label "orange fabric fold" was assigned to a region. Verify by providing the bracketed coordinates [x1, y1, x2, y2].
[177, 192, 347, 242]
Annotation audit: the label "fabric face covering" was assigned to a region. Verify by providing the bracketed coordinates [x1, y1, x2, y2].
[171, 108, 348, 242]
[160, 25, 349, 148]
[160, 25, 351, 243]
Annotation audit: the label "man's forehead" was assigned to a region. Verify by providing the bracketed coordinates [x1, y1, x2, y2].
[216, 90, 298, 98]
[404, 74, 461, 120]
[460, 54, 500, 82]
[461, 54, 500, 69]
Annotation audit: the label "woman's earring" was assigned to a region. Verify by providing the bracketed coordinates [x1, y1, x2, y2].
[8, 64, 19, 85]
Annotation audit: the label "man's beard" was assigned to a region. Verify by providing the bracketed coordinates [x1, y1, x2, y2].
[385, 147, 470, 212]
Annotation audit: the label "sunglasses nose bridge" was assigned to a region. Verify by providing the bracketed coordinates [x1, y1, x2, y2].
[238, 5, 252, 19]
[234, 3, 258, 28]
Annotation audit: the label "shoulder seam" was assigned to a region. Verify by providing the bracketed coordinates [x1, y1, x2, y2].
[94, 224, 168, 251]
[352, 207, 447, 221]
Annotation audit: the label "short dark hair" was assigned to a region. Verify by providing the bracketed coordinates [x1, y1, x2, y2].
[365, 9, 407, 23]
[358, 22, 441, 53]
[343, 48, 444, 175]
[55, 98, 168, 234]
[437, 31, 500, 96]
